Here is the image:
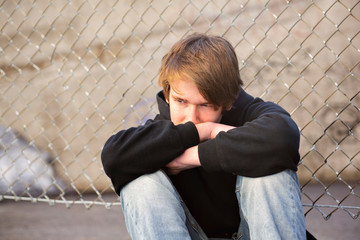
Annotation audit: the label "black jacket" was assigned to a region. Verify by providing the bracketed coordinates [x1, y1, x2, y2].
[101, 89, 300, 237]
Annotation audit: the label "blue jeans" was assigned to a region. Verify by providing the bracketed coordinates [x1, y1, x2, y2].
[120, 170, 306, 240]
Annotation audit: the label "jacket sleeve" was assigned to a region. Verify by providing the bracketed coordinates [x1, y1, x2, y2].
[198, 99, 300, 177]
[101, 120, 199, 195]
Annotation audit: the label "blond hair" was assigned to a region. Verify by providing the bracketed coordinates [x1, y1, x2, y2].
[158, 33, 243, 109]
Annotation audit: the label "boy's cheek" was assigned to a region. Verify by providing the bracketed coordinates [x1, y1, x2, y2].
[169, 109, 182, 125]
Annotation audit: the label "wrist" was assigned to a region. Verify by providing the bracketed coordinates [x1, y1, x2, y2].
[188, 146, 201, 167]
[195, 122, 213, 142]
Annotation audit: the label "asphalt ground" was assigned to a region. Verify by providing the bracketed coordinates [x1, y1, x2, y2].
[0, 184, 359, 240]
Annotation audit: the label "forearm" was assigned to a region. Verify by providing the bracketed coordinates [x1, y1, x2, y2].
[101, 120, 200, 193]
[195, 122, 235, 141]
[165, 146, 201, 175]
[198, 113, 300, 176]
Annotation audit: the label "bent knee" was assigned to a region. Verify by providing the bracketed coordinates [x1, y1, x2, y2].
[236, 169, 300, 196]
[239, 169, 298, 184]
[120, 170, 175, 204]
[120, 170, 184, 218]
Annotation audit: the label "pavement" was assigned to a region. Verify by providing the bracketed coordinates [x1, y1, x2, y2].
[0, 194, 131, 240]
[0, 184, 359, 240]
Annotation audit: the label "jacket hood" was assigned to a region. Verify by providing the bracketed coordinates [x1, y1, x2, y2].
[156, 91, 171, 120]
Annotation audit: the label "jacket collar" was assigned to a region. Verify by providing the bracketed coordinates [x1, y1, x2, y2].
[156, 91, 171, 120]
[221, 88, 254, 125]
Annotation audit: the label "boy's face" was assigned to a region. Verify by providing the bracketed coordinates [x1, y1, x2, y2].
[168, 79, 223, 125]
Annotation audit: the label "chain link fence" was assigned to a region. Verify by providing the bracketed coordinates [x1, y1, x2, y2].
[0, 0, 359, 220]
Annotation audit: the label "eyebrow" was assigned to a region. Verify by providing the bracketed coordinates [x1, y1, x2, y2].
[171, 93, 211, 106]
[172, 95, 187, 103]
[172, 95, 184, 100]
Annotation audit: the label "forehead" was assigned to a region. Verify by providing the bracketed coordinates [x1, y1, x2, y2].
[170, 79, 208, 103]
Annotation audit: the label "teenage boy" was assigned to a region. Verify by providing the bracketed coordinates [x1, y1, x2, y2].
[101, 33, 307, 239]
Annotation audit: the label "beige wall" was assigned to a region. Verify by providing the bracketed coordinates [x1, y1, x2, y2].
[0, 0, 359, 194]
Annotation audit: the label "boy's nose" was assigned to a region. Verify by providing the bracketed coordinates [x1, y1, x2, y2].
[185, 106, 200, 124]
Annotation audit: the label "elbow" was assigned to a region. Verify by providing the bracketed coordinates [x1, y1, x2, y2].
[281, 118, 301, 164]
[100, 138, 118, 177]
[274, 114, 300, 160]
[287, 116, 300, 151]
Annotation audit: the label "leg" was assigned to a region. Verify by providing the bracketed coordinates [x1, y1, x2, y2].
[235, 169, 306, 240]
[120, 170, 207, 240]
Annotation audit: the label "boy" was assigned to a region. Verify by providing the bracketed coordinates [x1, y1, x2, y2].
[101, 33, 307, 239]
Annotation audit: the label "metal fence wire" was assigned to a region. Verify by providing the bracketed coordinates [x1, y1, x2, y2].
[0, 0, 359, 220]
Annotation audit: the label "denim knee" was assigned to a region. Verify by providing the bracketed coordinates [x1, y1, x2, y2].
[119, 170, 192, 240]
[120, 170, 181, 211]
[235, 170, 306, 240]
